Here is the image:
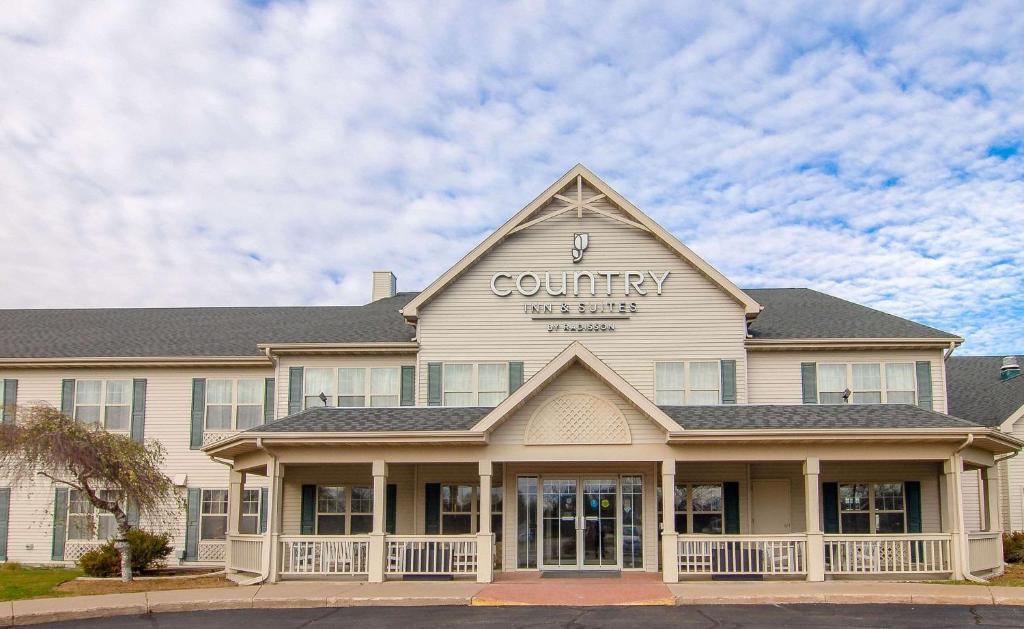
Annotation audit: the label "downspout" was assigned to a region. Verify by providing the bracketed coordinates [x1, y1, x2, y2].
[943, 341, 957, 361]
[953, 435, 988, 583]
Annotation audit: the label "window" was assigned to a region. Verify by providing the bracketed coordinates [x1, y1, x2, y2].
[304, 368, 334, 409]
[441, 363, 510, 407]
[837, 482, 906, 534]
[200, 489, 228, 540]
[206, 379, 264, 430]
[674, 483, 723, 534]
[74, 380, 132, 430]
[67, 490, 123, 541]
[622, 475, 643, 569]
[315, 486, 373, 534]
[818, 363, 917, 405]
[338, 369, 366, 407]
[517, 477, 538, 569]
[369, 368, 400, 407]
[818, 364, 848, 404]
[443, 364, 474, 406]
[851, 364, 881, 404]
[478, 364, 508, 406]
[350, 486, 373, 533]
[441, 484, 474, 533]
[655, 361, 721, 405]
[239, 488, 260, 534]
[885, 363, 916, 404]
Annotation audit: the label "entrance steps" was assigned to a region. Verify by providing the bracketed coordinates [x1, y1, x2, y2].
[472, 572, 675, 606]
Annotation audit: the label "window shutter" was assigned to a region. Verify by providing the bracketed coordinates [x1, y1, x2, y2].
[424, 483, 441, 534]
[126, 497, 140, 527]
[190, 379, 206, 450]
[130, 379, 146, 443]
[723, 482, 740, 534]
[915, 361, 933, 410]
[288, 367, 304, 415]
[51, 487, 69, 561]
[0, 488, 10, 561]
[386, 484, 397, 534]
[2, 379, 17, 424]
[259, 487, 269, 534]
[184, 488, 200, 561]
[720, 360, 737, 404]
[263, 378, 275, 424]
[800, 363, 818, 404]
[822, 482, 839, 534]
[905, 481, 922, 533]
[300, 485, 316, 535]
[509, 362, 524, 394]
[400, 366, 415, 406]
[427, 363, 442, 406]
[60, 379, 76, 416]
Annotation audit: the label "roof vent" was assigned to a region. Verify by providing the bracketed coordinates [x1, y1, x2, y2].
[371, 271, 397, 302]
[1001, 356, 1021, 381]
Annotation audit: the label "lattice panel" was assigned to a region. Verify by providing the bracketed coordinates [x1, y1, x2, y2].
[198, 541, 225, 562]
[203, 431, 237, 446]
[64, 541, 103, 561]
[524, 393, 631, 445]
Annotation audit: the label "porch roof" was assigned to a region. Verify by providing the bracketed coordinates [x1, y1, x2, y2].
[248, 406, 490, 432]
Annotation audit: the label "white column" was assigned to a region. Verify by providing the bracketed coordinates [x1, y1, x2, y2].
[226, 469, 245, 573]
[803, 457, 824, 582]
[661, 459, 678, 583]
[982, 466, 1002, 533]
[368, 460, 388, 583]
[266, 459, 283, 583]
[476, 460, 494, 583]
[943, 455, 967, 580]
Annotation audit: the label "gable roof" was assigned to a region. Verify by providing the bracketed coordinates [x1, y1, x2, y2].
[947, 355, 1024, 427]
[400, 164, 762, 320]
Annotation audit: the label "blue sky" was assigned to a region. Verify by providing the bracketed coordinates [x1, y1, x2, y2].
[0, 1, 1020, 354]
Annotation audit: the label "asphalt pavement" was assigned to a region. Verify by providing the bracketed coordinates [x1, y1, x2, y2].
[30, 604, 1024, 628]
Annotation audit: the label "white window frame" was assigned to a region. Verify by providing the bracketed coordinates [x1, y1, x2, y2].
[673, 482, 724, 535]
[303, 368, 335, 410]
[200, 489, 229, 541]
[654, 361, 722, 405]
[338, 368, 367, 407]
[239, 488, 261, 535]
[836, 481, 907, 534]
[817, 363, 918, 405]
[439, 484, 477, 534]
[441, 363, 510, 407]
[314, 485, 374, 535]
[300, 366, 409, 409]
[73, 379, 133, 431]
[369, 367, 401, 407]
[205, 379, 264, 431]
[66, 489, 124, 542]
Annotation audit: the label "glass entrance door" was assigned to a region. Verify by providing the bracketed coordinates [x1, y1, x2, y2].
[582, 479, 617, 567]
[542, 479, 578, 567]
[540, 476, 620, 570]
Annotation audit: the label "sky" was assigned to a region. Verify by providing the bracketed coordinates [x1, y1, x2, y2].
[0, 1, 1021, 354]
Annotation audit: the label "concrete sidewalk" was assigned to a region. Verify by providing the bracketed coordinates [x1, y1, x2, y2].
[3, 580, 1024, 625]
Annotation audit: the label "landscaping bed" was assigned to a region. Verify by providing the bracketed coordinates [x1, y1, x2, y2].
[56, 572, 234, 595]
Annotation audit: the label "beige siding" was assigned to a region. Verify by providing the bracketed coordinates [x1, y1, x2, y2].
[820, 461, 944, 533]
[961, 469, 984, 532]
[1001, 418, 1024, 531]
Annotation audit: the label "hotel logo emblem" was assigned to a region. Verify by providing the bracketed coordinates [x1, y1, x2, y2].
[572, 233, 589, 263]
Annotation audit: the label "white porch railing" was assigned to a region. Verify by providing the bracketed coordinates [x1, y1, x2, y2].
[824, 534, 951, 574]
[386, 535, 478, 576]
[227, 535, 264, 574]
[968, 532, 1003, 575]
[677, 535, 807, 576]
[279, 535, 370, 576]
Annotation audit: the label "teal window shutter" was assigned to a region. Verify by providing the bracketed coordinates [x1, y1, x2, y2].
[300, 485, 316, 534]
[288, 367, 304, 415]
[822, 482, 839, 533]
[508, 362, 524, 394]
[130, 379, 146, 443]
[184, 488, 200, 561]
[2, 379, 17, 424]
[720, 360, 737, 404]
[126, 497, 140, 527]
[723, 482, 740, 533]
[424, 483, 441, 533]
[263, 378, 275, 424]
[0, 488, 10, 561]
[916, 361, 933, 410]
[259, 487, 269, 533]
[427, 363, 442, 406]
[189, 379, 206, 450]
[386, 484, 397, 534]
[400, 366, 415, 406]
[905, 481, 922, 533]
[51, 487, 69, 561]
[801, 363, 818, 404]
[60, 380, 76, 416]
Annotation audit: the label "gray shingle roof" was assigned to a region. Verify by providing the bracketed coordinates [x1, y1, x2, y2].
[249, 406, 491, 432]
[744, 288, 958, 340]
[947, 356, 1024, 427]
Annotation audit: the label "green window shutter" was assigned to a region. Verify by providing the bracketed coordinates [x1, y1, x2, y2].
[916, 361, 933, 410]
[259, 487, 269, 534]
[263, 378, 275, 424]
[822, 482, 839, 534]
[130, 379, 146, 443]
[2, 379, 17, 424]
[801, 363, 818, 404]
[400, 366, 415, 407]
[288, 367, 304, 415]
[0, 488, 10, 561]
[723, 482, 740, 534]
[905, 481, 922, 533]
[508, 362, 524, 394]
[60, 379, 76, 416]
[427, 363, 442, 406]
[386, 484, 397, 534]
[300, 485, 316, 534]
[126, 497, 140, 527]
[184, 488, 200, 561]
[51, 487, 69, 561]
[720, 360, 737, 404]
[189, 379, 206, 450]
[424, 483, 441, 534]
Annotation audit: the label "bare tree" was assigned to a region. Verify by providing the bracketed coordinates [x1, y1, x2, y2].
[0, 405, 178, 581]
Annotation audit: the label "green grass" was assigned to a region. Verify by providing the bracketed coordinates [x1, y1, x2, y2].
[0, 564, 82, 601]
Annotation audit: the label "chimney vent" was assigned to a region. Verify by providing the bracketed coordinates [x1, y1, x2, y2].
[371, 271, 397, 302]
[1001, 356, 1021, 381]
